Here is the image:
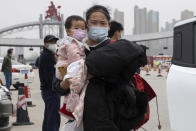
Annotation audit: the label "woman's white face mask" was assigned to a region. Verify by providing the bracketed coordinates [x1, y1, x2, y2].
[47, 44, 57, 53]
[88, 26, 108, 43]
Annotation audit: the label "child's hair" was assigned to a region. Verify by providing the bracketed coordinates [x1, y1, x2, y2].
[64, 15, 87, 29]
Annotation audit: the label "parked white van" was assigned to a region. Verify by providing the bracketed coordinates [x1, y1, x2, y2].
[167, 17, 196, 131]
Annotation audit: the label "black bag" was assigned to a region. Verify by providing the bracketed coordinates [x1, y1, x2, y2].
[117, 89, 149, 131]
[86, 39, 147, 82]
[84, 39, 148, 130]
[107, 81, 148, 131]
[52, 76, 70, 96]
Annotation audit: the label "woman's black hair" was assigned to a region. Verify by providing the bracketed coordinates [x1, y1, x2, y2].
[108, 21, 124, 38]
[65, 15, 87, 29]
[86, 5, 110, 22]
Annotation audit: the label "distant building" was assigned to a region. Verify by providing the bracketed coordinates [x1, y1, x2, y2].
[181, 10, 194, 20]
[113, 9, 124, 34]
[161, 19, 178, 32]
[160, 19, 180, 56]
[147, 10, 160, 56]
[133, 5, 160, 56]
[134, 6, 148, 34]
[160, 9, 195, 56]
[147, 10, 159, 33]
[134, 6, 159, 34]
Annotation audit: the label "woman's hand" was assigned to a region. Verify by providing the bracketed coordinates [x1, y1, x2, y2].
[60, 79, 70, 90]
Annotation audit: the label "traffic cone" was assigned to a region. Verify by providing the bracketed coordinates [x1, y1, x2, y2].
[24, 74, 35, 107]
[13, 86, 34, 126]
[157, 64, 163, 77]
[145, 65, 150, 76]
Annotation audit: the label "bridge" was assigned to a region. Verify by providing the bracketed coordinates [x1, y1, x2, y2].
[0, 17, 173, 47]
[0, 12, 174, 47]
[0, 14, 65, 40]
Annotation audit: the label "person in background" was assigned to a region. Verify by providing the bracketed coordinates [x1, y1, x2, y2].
[1, 48, 13, 90]
[108, 21, 124, 44]
[35, 50, 43, 69]
[35, 56, 40, 69]
[38, 35, 60, 131]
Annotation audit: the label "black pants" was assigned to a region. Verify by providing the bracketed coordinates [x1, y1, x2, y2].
[83, 79, 119, 131]
[41, 90, 60, 131]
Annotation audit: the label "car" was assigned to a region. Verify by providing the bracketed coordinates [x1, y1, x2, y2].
[29, 62, 37, 69]
[0, 85, 12, 131]
[0, 57, 34, 89]
[167, 17, 196, 131]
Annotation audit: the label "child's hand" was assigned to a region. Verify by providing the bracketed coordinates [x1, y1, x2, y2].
[60, 79, 70, 90]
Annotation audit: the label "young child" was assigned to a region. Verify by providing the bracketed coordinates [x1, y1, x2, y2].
[57, 15, 89, 126]
[56, 15, 88, 80]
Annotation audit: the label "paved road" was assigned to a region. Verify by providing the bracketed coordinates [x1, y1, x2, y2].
[9, 69, 171, 131]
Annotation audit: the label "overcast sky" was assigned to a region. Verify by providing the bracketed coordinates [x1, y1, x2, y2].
[0, 0, 196, 36]
[0, 0, 196, 58]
